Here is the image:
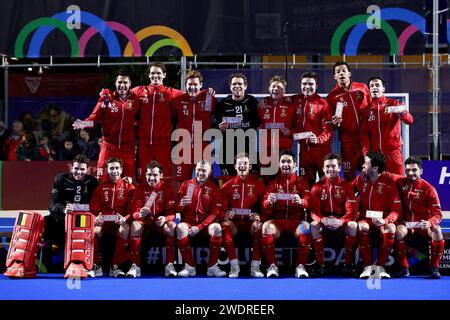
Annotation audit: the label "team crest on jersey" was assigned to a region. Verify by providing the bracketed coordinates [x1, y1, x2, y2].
[142, 93, 149, 104]
[157, 191, 164, 203]
[414, 189, 423, 199]
[334, 186, 342, 198]
[280, 106, 287, 117]
[368, 110, 375, 121]
[244, 105, 249, 112]
[203, 187, 211, 199]
[110, 102, 118, 113]
[296, 106, 302, 115]
[104, 190, 109, 202]
[247, 185, 254, 197]
[292, 184, 298, 194]
[355, 91, 363, 102]
[117, 187, 124, 200]
[159, 92, 165, 102]
[277, 185, 284, 193]
[232, 188, 240, 200]
[376, 183, 385, 194]
[309, 104, 316, 115]
[199, 101, 206, 111]
[263, 108, 271, 120]
[182, 104, 190, 116]
[126, 100, 134, 109]
[362, 182, 367, 193]
[321, 188, 327, 200]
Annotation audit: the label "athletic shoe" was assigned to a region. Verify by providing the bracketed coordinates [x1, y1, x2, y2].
[207, 264, 226, 277]
[250, 265, 264, 278]
[295, 264, 309, 278]
[178, 264, 196, 277]
[229, 264, 240, 278]
[87, 264, 103, 278]
[359, 265, 374, 279]
[393, 267, 410, 278]
[429, 266, 441, 279]
[126, 263, 141, 278]
[376, 266, 390, 279]
[110, 265, 126, 278]
[266, 263, 279, 278]
[64, 262, 88, 279]
[164, 263, 177, 277]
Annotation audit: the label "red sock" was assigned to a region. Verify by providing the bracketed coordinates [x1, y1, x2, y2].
[344, 235, 357, 266]
[312, 236, 325, 266]
[358, 231, 372, 266]
[112, 238, 128, 266]
[396, 239, 409, 268]
[377, 232, 395, 266]
[166, 235, 176, 264]
[222, 225, 236, 261]
[93, 236, 101, 265]
[430, 240, 445, 268]
[208, 236, 222, 267]
[252, 229, 262, 262]
[262, 234, 276, 266]
[296, 233, 311, 265]
[177, 236, 195, 267]
[129, 236, 141, 266]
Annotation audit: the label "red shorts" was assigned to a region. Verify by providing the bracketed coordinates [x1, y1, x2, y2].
[299, 146, 331, 185]
[341, 142, 364, 181]
[384, 148, 404, 175]
[137, 140, 172, 182]
[97, 141, 135, 182]
[272, 219, 301, 235]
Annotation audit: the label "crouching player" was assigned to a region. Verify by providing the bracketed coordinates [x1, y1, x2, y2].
[394, 156, 444, 278]
[89, 157, 135, 277]
[129, 161, 177, 277]
[261, 151, 312, 278]
[354, 151, 402, 279]
[221, 153, 266, 278]
[4, 154, 98, 279]
[175, 160, 225, 277]
[310, 153, 359, 277]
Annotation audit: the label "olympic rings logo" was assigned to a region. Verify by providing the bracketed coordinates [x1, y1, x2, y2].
[331, 8, 425, 56]
[14, 10, 194, 58]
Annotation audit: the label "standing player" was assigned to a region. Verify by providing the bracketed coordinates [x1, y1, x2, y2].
[221, 153, 266, 278]
[213, 73, 260, 176]
[175, 160, 225, 277]
[354, 151, 402, 279]
[292, 72, 333, 186]
[360, 76, 414, 175]
[394, 156, 444, 278]
[171, 70, 216, 182]
[310, 153, 359, 276]
[4, 154, 99, 278]
[261, 151, 312, 278]
[132, 62, 184, 182]
[89, 157, 135, 277]
[129, 161, 177, 277]
[326, 61, 371, 181]
[73, 71, 140, 181]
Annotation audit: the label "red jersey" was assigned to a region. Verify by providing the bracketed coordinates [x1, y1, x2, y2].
[171, 90, 216, 134]
[86, 91, 140, 148]
[262, 172, 311, 221]
[326, 81, 371, 144]
[310, 176, 358, 223]
[221, 175, 266, 221]
[132, 84, 183, 144]
[360, 96, 413, 155]
[90, 178, 135, 222]
[176, 178, 222, 230]
[257, 96, 296, 150]
[131, 180, 176, 223]
[292, 93, 333, 150]
[353, 172, 402, 224]
[395, 177, 442, 227]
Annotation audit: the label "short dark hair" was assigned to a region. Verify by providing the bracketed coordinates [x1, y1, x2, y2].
[333, 61, 351, 74]
[229, 73, 248, 86]
[367, 76, 386, 88]
[323, 153, 341, 166]
[148, 62, 166, 74]
[279, 150, 295, 160]
[366, 150, 386, 173]
[301, 72, 318, 82]
[186, 70, 203, 83]
[269, 75, 287, 89]
[116, 69, 131, 82]
[106, 157, 123, 168]
[146, 160, 163, 172]
[73, 154, 89, 165]
[405, 156, 423, 169]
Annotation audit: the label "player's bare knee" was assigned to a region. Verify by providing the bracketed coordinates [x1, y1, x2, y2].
[310, 221, 322, 239]
[296, 221, 310, 238]
[130, 221, 142, 238]
[262, 221, 273, 235]
[176, 223, 189, 239]
[396, 225, 408, 239]
[94, 226, 102, 237]
[345, 221, 358, 237]
[208, 223, 222, 237]
[165, 221, 176, 236]
[431, 225, 443, 240]
[358, 222, 369, 232]
[384, 223, 396, 234]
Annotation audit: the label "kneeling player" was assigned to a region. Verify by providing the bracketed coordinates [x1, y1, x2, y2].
[175, 160, 226, 277]
[354, 151, 402, 279]
[261, 151, 312, 278]
[129, 161, 177, 277]
[394, 156, 444, 278]
[310, 153, 358, 276]
[221, 153, 266, 278]
[89, 157, 135, 277]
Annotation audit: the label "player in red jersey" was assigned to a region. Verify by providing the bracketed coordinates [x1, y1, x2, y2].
[128, 161, 177, 277]
[326, 61, 371, 181]
[394, 156, 444, 278]
[221, 153, 266, 277]
[310, 153, 359, 276]
[360, 77, 413, 175]
[261, 151, 312, 278]
[353, 151, 402, 279]
[175, 160, 226, 277]
[89, 157, 135, 277]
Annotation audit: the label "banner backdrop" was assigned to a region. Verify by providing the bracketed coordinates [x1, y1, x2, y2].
[0, 0, 428, 57]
